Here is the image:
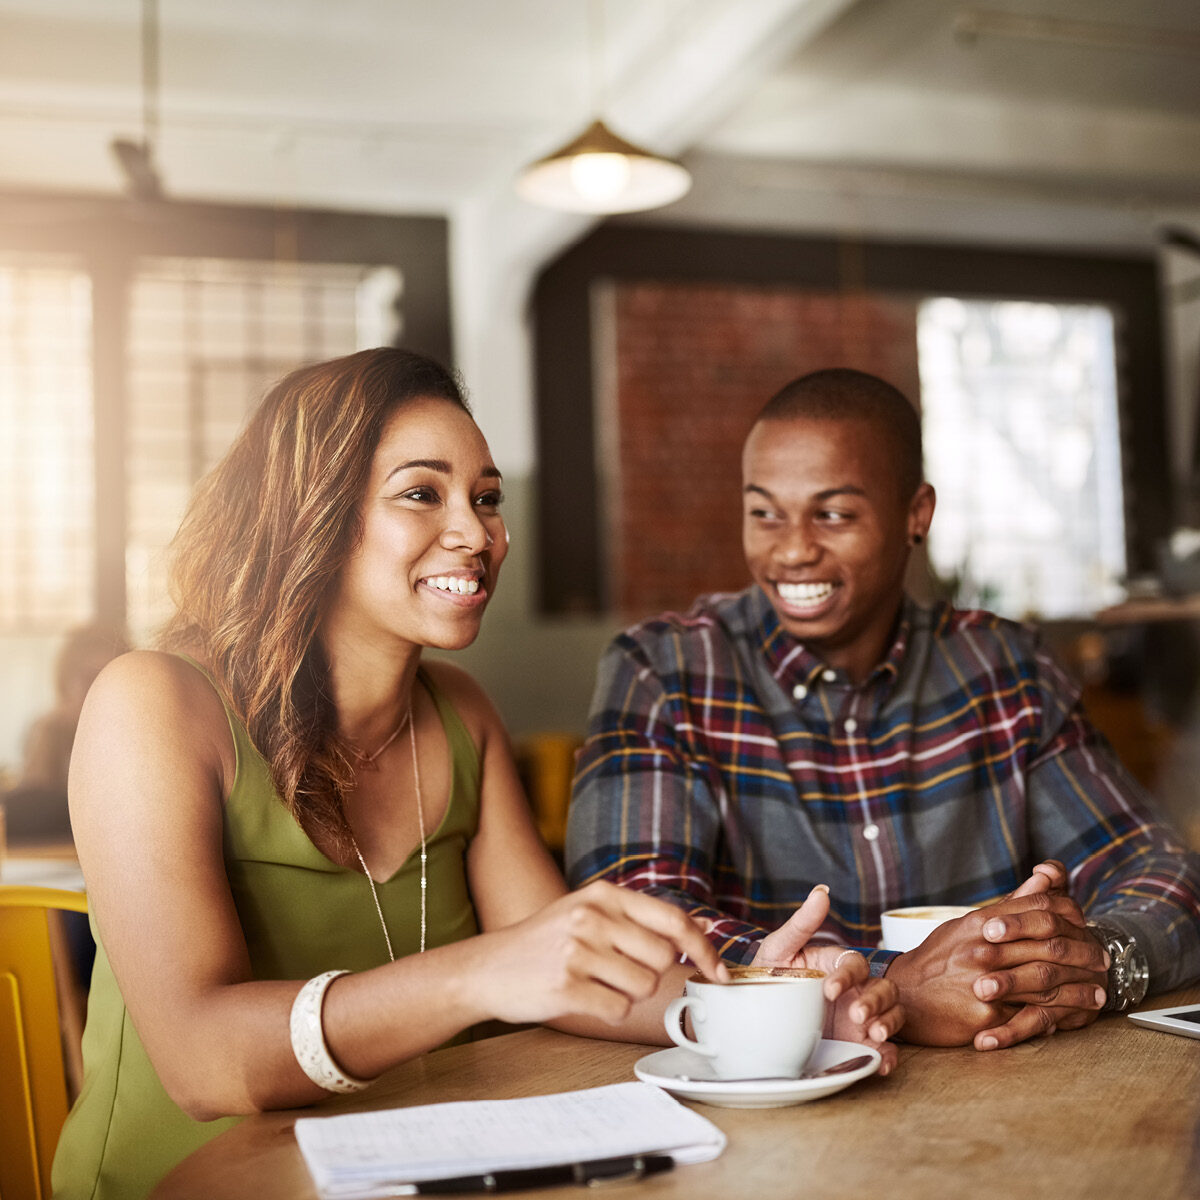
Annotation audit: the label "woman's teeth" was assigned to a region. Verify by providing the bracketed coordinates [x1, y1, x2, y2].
[427, 576, 479, 595]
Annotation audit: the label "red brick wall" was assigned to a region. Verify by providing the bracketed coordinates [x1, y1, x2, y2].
[607, 281, 920, 619]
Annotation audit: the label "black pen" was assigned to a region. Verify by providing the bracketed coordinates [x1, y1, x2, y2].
[415, 1153, 675, 1193]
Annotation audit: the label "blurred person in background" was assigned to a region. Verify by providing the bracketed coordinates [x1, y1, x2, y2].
[4, 622, 128, 843]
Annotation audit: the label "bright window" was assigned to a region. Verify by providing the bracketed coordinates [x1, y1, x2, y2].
[0, 259, 94, 632]
[125, 258, 402, 639]
[917, 298, 1126, 619]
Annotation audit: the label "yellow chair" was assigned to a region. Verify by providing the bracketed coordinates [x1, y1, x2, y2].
[0, 885, 88, 1200]
[514, 732, 583, 854]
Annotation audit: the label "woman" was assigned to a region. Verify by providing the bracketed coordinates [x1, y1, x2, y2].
[55, 349, 901, 1198]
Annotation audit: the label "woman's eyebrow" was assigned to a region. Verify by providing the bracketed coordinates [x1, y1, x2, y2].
[385, 460, 504, 483]
[385, 458, 450, 482]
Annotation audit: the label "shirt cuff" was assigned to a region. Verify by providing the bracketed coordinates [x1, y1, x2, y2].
[859, 946, 899, 977]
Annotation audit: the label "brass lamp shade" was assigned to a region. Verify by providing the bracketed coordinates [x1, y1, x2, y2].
[516, 118, 692, 214]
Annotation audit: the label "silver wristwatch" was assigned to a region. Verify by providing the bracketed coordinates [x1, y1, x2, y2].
[1086, 921, 1149, 1012]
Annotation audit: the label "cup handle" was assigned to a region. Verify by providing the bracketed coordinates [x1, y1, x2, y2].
[663, 996, 717, 1057]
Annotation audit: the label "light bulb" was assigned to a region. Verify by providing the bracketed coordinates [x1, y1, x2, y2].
[568, 151, 632, 204]
[516, 119, 691, 214]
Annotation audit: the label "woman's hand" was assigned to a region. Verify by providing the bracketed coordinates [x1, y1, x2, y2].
[478, 880, 729, 1027]
[751, 886, 903, 1075]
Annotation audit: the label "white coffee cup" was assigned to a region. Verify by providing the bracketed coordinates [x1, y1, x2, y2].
[662, 967, 826, 1080]
[879, 905, 977, 953]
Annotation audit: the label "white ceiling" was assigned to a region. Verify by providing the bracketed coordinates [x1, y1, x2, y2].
[1, 0, 1196, 240]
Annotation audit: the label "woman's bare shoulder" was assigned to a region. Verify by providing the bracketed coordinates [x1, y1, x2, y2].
[90, 647, 219, 705]
[81, 649, 234, 761]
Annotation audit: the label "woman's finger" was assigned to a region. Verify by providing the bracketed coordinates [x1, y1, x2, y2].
[559, 935, 662, 1008]
[876, 1042, 900, 1077]
[821, 947, 869, 1001]
[752, 885, 831, 967]
[593, 883, 728, 981]
[600, 911, 686, 978]
[847, 977, 900, 1025]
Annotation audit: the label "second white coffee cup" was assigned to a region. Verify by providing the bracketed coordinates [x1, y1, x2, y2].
[663, 968, 826, 1080]
[879, 905, 977, 953]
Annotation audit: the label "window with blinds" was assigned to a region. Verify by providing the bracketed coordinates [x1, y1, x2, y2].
[0, 258, 94, 632]
[124, 257, 401, 639]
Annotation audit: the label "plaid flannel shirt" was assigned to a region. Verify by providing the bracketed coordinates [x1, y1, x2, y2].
[565, 586, 1200, 989]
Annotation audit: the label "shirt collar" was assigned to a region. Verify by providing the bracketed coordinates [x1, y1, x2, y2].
[752, 586, 912, 694]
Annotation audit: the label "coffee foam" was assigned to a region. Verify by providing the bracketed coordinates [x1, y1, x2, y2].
[692, 966, 825, 985]
[886, 906, 975, 920]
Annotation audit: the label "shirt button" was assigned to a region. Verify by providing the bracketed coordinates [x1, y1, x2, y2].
[792, 683, 808, 701]
[862, 823, 880, 841]
[844, 717, 858, 734]
[822, 669, 836, 682]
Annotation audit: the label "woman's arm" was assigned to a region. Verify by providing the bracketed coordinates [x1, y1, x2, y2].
[73, 653, 500, 1117]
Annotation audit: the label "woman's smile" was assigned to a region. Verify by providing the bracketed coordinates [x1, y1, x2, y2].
[418, 572, 487, 605]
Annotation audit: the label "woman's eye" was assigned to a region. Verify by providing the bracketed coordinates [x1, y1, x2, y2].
[818, 509, 852, 523]
[748, 508, 780, 522]
[475, 490, 504, 509]
[401, 487, 439, 504]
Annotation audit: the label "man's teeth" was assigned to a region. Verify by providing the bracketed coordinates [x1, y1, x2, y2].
[427, 576, 480, 595]
[777, 581, 835, 605]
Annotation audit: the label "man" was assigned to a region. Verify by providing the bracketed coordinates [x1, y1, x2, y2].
[566, 367, 1200, 1049]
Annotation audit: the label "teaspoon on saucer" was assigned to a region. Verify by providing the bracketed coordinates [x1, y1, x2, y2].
[677, 1054, 876, 1084]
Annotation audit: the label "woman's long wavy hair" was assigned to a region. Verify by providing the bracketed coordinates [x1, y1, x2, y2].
[159, 346, 469, 847]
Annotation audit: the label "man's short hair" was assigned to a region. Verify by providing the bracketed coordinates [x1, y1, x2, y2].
[753, 368, 923, 499]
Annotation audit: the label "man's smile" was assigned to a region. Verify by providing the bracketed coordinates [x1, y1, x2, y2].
[774, 580, 840, 616]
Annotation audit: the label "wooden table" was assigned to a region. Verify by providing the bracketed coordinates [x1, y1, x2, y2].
[155, 986, 1200, 1200]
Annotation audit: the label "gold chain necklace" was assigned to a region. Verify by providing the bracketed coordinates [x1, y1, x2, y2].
[348, 708, 427, 959]
[356, 706, 412, 767]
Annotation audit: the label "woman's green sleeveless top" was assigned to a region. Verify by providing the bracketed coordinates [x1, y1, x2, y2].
[53, 662, 481, 1200]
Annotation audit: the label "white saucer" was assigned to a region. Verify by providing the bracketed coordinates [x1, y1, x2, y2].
[633, 1039, 881, 1109]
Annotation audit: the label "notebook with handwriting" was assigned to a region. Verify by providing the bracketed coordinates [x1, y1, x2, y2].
[294, 1081, 726, 1198]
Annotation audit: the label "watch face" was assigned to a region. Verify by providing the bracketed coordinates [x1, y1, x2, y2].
[1128, 952, 1150, 1004]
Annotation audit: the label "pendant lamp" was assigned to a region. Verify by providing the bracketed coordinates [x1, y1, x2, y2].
[516, 117, 691, 214]
[516, 0, 691, 215]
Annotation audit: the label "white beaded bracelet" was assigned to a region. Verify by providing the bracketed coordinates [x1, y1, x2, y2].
[289, 969, 376, 1094]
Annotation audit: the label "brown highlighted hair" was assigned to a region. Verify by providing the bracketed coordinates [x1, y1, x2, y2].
[160, 347, 468, 846]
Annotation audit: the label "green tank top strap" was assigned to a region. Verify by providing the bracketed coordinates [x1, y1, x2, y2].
[172, 654, 479, 806]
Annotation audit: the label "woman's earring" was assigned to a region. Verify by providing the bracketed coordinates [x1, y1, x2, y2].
[911, 533, 924, 546]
